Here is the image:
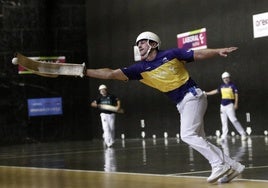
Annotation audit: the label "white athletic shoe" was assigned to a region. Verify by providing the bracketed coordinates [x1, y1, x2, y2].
[207, 164, 231, 183]
[218, 162, 245, 183]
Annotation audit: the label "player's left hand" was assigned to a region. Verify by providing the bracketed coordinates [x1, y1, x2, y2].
[219, 47, 238, 57]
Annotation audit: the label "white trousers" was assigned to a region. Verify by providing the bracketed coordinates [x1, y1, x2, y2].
[176, 88, 237, 168]
[100, 113, 116, 147]
[220, 103, 246, 139]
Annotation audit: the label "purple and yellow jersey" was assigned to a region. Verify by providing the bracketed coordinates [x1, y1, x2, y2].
[217, 82, 238, 106]
[120, 48, 197, 104]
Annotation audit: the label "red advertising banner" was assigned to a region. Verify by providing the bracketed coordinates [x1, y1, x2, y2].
[177, 28, 207, 50]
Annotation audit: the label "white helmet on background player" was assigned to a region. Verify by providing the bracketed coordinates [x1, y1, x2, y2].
[98, 84, 107, 90]
[134, 31, 161, 61]
[221, 72, 230, 79]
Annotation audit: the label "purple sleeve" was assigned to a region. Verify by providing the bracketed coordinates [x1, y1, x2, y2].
[232, 84, 238, 93]
[172, 48, 194, 62]
[120, 63, 143, 80]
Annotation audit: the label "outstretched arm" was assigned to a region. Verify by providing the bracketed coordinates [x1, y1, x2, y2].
[205, 89, 218, 96]
[85, 68, 128, 81]
[194, 47, 238, 61]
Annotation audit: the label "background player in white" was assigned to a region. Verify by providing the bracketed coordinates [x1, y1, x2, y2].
[205, 72, 247, 141]
[91, 84, 121, 147]
[85, 31, 244, 183]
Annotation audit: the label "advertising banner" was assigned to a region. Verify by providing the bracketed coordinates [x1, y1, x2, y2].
[177, 28, 207, 50]
[27, 97, 63, 117]
[253, 12, 268, 38]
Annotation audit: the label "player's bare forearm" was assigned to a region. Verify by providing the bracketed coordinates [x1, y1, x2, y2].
[194, 47, 238, 60]
[234, 93, 239, 109]
[85, 68, 128, 81]
[85, 68, 114, 79]
[205, 89, 218, 96]
[116, 100, 121, 111]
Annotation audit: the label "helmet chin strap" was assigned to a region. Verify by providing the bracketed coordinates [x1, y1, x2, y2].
[144, 46, 152, 59]
[142, 40, 152, 60]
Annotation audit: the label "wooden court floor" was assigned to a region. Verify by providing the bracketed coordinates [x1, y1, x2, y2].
[0, 136, 267, 188]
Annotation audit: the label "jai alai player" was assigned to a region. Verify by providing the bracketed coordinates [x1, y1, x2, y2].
[205, 72, 247, 141]
[84, 31, 245, 183]
[91, 84, 121, 148]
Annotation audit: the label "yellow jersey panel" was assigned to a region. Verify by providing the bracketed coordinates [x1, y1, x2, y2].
[221, 87, 235, 99]
[140, 59, 189, 92]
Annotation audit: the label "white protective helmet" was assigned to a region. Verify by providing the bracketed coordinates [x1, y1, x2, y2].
[98, 84, 107, 90]
[221, 72, 230, 79]
[136, 31, 161, 49]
